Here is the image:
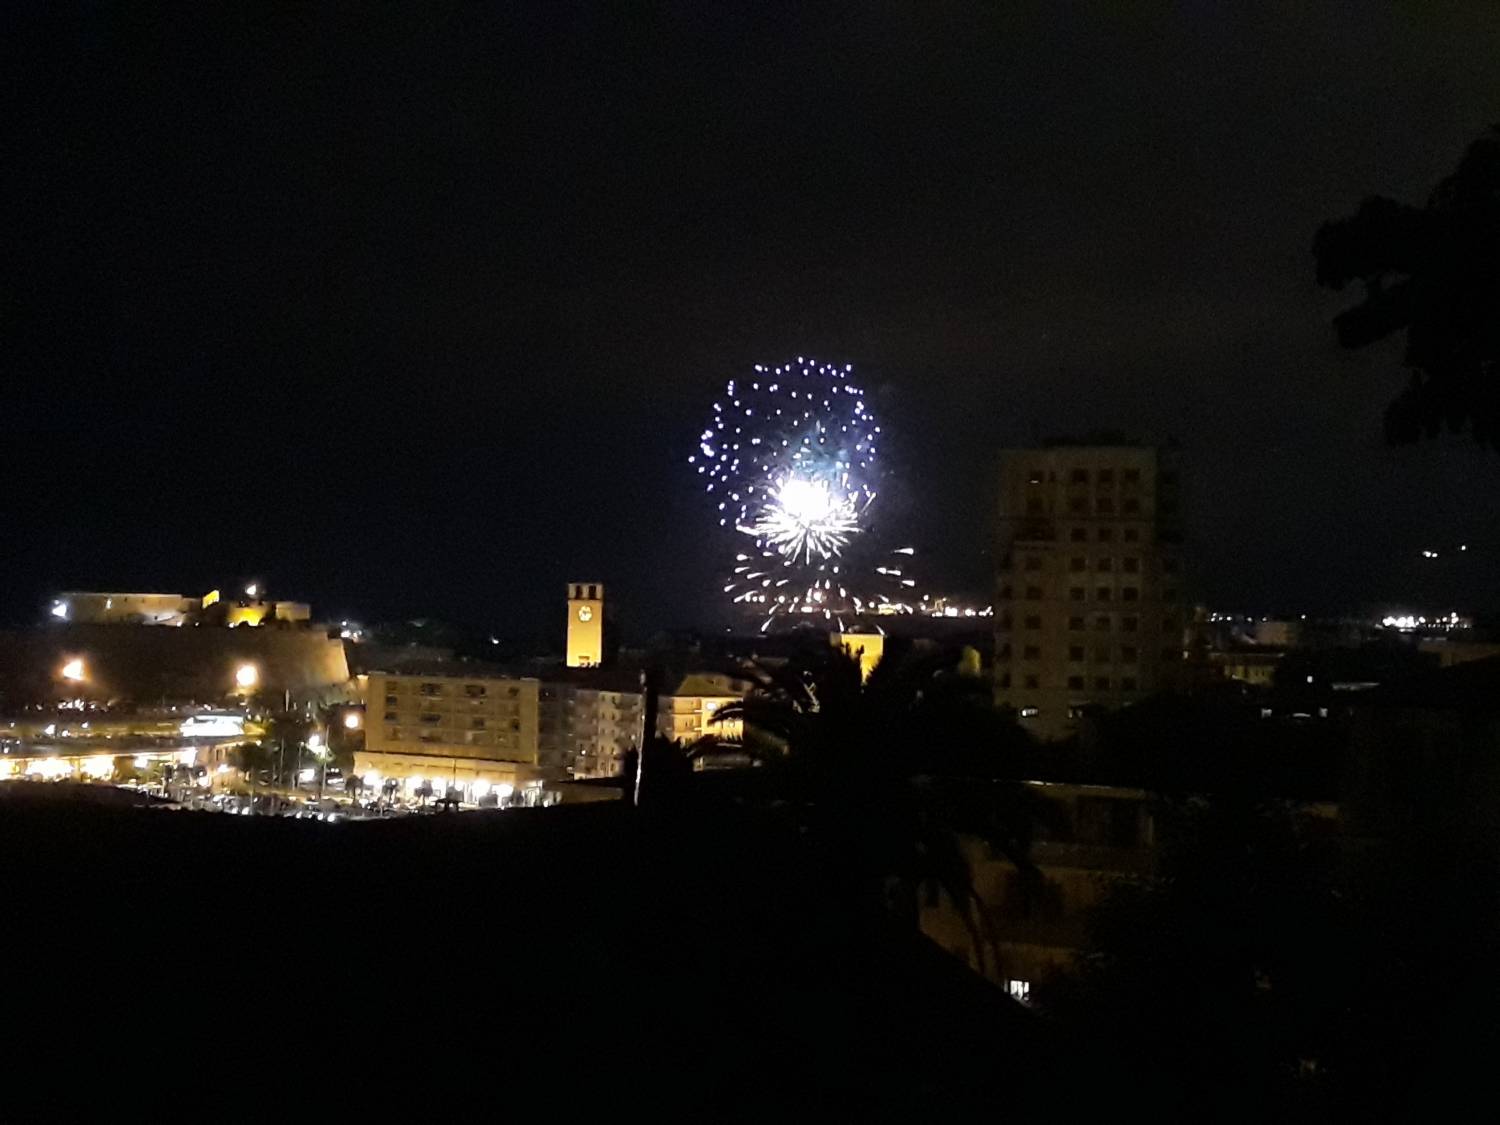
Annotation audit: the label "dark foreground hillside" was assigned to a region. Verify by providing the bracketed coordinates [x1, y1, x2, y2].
[4, 790, 1058, 1115]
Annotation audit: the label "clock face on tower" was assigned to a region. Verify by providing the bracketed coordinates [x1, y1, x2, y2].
[577, 606, 594, 622]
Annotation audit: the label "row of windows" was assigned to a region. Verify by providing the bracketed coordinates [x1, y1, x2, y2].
[1000, 673, 1143, 692]
[1002, 645, 1178, 663]
[1025, 496, 1177, 516]
[1000, 587, 1178, 620]
[385, 694, 524, 711]
[385, 681, 525, 699]
[1007, 556, 1180, 575]
[1029, 467, 1165, 486]
[386, 727, 521, 742]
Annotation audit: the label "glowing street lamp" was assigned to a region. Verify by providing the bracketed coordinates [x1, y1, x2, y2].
[234, 663, 259, 691]
[60, 657, 86, 683]
[342, 711, 362, 730]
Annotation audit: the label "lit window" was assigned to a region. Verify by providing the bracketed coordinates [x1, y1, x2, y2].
[1019, 707, 1039, 718]
[1007, 979, 1031, 1002]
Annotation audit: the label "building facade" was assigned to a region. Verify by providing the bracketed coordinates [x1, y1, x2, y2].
[995, 445, 1188, 740]
[541, 669, 751, 780]
[360, 670, 543, 798]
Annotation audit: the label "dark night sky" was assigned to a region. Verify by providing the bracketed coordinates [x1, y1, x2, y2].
[5, 3, 1500, 640]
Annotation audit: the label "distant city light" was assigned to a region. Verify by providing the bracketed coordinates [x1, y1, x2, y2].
[179, 714, 245, 738]
[1421, 549, 1438, 559]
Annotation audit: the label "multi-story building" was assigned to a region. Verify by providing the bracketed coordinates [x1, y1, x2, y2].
[922, 782, 1157, 1000]
[359, 669, 543, 799]
[541, 668, 751, 780]
[995, 444, 1188, 740]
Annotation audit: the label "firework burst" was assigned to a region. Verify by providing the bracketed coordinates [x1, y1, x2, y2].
[691, 357, 916, 629]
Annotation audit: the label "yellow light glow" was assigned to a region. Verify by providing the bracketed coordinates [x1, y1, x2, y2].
[60, 658, 86, 683]
[82, 755, 114, 780]
[343, 711, 362, 730]
[235, 663, 259, 690]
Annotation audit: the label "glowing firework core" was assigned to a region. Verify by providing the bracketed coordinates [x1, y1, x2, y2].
[752, 475, 861, 563]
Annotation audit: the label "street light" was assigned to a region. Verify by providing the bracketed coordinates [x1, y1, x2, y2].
[235, 663, 258, 690]
[308, 733, 330, 800]
[60, 657, 86, 683]
[342, 711, 362, 730]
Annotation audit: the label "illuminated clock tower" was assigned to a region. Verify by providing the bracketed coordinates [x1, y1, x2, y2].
[566, 582, 604, 668]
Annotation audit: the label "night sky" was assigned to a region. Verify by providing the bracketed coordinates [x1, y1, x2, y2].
[6, 4, 1500, 640]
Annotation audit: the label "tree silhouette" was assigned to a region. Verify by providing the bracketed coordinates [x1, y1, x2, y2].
[696, 642, 1055, 970]
[1315, 125, 1500, 446]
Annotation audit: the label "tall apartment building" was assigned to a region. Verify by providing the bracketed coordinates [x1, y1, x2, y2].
[995, 444, 1187, 739]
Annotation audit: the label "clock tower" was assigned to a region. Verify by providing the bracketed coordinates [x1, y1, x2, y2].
[566, 582, 605, 668]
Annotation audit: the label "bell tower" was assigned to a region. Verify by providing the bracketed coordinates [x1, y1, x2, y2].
[566, 582, 604, 668]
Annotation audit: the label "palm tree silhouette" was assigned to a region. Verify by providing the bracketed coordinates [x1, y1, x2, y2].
[695, 640, 1056, 975]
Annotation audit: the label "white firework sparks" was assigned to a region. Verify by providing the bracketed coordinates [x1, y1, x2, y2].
[750, 476, 863, 563]
[692, 356, 911, 629]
